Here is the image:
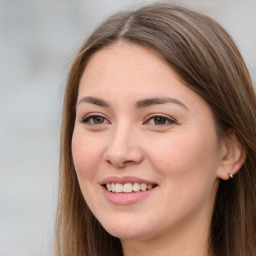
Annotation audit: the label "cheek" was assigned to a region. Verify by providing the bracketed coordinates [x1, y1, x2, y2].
[146, 131, 220, 219]
[147, 130, 220, 180]
[71, 130, 103, 180]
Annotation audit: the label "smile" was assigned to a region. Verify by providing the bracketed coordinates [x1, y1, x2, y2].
[105, 183, 155, 193]
[101, 176, 158, 204]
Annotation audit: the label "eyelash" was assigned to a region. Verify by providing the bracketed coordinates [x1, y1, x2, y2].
[144, 114, 176, 126]
[81, 114, 110, 125]
[81, 114, 176, 126]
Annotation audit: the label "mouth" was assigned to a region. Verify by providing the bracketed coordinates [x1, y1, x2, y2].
[101, 176, 158, 204]
[103, 182, 157, 193]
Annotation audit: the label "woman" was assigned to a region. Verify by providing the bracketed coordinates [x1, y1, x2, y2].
[55, 3, 256, 256]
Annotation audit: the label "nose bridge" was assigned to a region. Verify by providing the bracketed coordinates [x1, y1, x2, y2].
[112, 122, 131, 148]
[103, 121, 142, 167]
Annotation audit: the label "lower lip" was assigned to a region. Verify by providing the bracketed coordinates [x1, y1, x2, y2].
[102, 186, 157, 205]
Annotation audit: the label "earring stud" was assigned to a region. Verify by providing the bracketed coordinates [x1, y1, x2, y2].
[228, 173, 234, 179]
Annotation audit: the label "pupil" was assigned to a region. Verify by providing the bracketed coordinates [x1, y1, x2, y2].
[154, 117, 165, 125]
[94, 117, 104, 124]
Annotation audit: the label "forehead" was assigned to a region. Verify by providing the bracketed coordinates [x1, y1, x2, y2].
[80, 43, 183, 94]
[78, 42, 211, 114]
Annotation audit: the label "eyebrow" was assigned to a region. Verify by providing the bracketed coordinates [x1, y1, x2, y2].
[77, 96, 189, 111]
[77, 96, 110, 107]
[135, 97, 189, 111]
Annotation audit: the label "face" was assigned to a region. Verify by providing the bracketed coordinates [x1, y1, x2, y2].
[72, 42, 224, 242]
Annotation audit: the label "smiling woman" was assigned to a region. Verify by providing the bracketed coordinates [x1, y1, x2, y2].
[55, 3, 256, 256]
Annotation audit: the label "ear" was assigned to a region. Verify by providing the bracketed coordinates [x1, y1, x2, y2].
[217, 129, 246, 180]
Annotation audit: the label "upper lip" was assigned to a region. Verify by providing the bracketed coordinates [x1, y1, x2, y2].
[101, 176, 158, 185]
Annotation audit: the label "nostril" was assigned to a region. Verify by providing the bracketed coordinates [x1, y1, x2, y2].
[105, 159, 125, 168]
[105, 159, 140, 169]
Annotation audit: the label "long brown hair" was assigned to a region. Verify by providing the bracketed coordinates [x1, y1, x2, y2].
[55, 3, 256, 256]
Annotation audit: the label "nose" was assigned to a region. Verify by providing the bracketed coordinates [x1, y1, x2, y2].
[103, 125, 143, 168]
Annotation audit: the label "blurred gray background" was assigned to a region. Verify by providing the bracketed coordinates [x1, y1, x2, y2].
[0, 1, 255, 256]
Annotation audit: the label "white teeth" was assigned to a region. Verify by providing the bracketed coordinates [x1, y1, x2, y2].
[105, 182, 155, 193]
[133, 183, 140, 192]
[123, 183, 133, 192]
[141, 183, 147, 191]
[115, 183, 123, 193]
[147, 184, 153, 190]
[106, 183, 111, 191]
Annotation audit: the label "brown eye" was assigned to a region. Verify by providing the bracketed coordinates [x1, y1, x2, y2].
[145, 115, 176, 126]
[93, 116, 105, 124]
[81, 115, 109, 125]
[153, 117, 167, 125]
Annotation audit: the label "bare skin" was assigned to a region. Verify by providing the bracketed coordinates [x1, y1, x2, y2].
[72, 42, 245, 256]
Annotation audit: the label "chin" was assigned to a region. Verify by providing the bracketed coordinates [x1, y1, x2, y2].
[106, 228, 149, 240]
[99, 218, 154, 240]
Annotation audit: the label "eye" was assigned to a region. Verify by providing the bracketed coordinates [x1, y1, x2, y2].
[145, 115, 176, 126]
[81, 114, 109, 125]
